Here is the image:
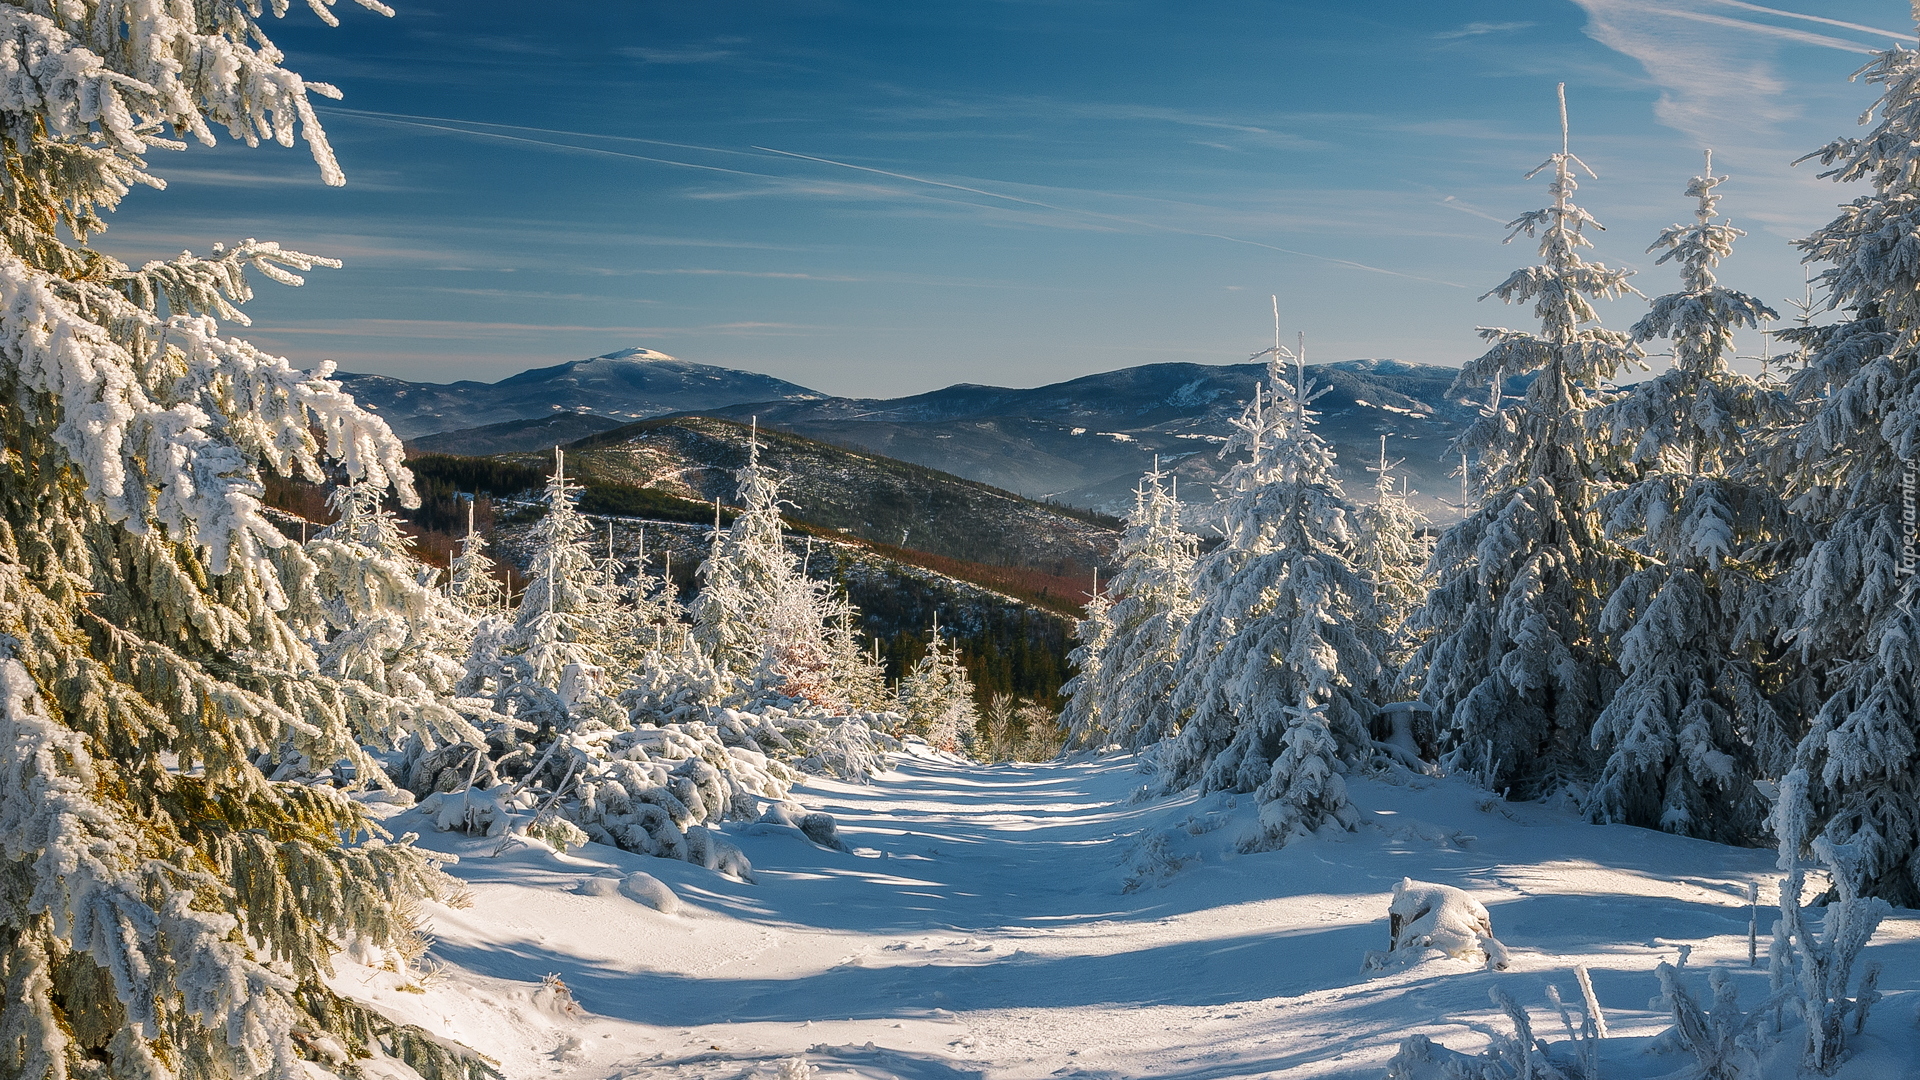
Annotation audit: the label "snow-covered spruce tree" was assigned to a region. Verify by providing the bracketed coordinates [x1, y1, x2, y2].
[1058, 571, 1113, 748]
[1159, 320, 1380, 846]
[295, 480, 492, 766]
[896, 617, 979, 752]
[690, 424, 849, 706]
[487, 449, 630, 733]
[1065, 463, 1198, 750]
[691, 428, 790, 672]
[816, 602, 891, 712]
[1354, 437, 1431, 681]
[1768, 22, 1920, 906]
[1408, 85, 1643, 798]
[448, 499, 506, 617]
[0, 4, 496, 1078]
[1584, 154, 1798, 844]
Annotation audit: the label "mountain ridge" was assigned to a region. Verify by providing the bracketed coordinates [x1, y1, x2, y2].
[341, 346, 823, 438]
[374, 347, 1478, 516]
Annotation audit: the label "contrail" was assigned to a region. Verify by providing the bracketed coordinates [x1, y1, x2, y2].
[322, 108, 780, 179]
[326, 107, 772, 159]
[753, 145, 1466, 287]
[1703, 0, 1914, 43]
[323, 107, 1464, 287]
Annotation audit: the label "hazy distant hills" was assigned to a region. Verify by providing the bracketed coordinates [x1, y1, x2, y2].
[700, 359, 1478, 517]
[378, 347, 1479, 517]
[339, 347, 822, 438]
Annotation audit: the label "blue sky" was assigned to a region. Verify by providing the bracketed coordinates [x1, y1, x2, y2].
[105, 1, 1915, 397]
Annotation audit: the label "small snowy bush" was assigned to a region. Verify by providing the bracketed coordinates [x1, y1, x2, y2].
[1648, 959, 1774, 1080]
[1768, 866, 1889, 1073]
[1385, 987, 1577, 1080]
[414, 703, 897, 874]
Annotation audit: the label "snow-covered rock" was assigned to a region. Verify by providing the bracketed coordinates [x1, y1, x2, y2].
[1365, 876, 1510, 970]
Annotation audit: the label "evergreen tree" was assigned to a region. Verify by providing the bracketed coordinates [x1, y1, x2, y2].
[1063, 462, 1198, 750]
[1584, 153, 1796, 843]
[0, 4, 491, 1077]
[1354, 437, 1432, 682]
[1160, 313, 1379, 846]
[1408, 85, 1643, 798]
[896, 617, 978, 752]
[1770, 24, 1920, 905]
[816, 603, 892, 712]
[490, 450, 627, 732]
[692, 428, 791, 673]
[299, 480, 489, 763]
[690, 424, 856, 707]
[448, 499, 505, 618]
[1059, 572, 1114, 747]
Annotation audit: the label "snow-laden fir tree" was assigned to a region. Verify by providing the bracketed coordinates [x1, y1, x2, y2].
[1584, 153, 1798, 844]
[616, 533, 730, 725]
[448, 499, 506, 617]
[1059, 570, 1113, 747]
[816, 603, 892, 712]
[896, 617, 979, 752]
[487, 449, 630, 733]
[1408, 85, 1643, 797]
[0, 3, 495, 1078]
[1159, 312, 1380, 846]
[1768, 19, 1920, 905]
[296, 480, 492, 765]
[690, 423, 854, 706]
[1063, 463, 1198, 750]
[1354, 437, 1431, 681]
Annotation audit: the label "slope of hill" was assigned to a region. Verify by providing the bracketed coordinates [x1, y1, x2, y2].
[524, 415, 1121, 578]
[268, 447, 1096, 705]
[339, 347, 824, 438]
[408, 411, 627, 455]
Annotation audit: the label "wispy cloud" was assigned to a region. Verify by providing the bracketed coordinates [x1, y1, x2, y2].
[1435, 21, 1536, 40]
[319, 106, 1464, 284]
[1438, 195, 1511, 225]
[256, 318, 832, 339]
[751, 146, 1468, 286]
[1568, 0, 1897, 145]
[630, 268, 866, 281]
[620, 45, 739, 65]
[861, 94, 1323, 151]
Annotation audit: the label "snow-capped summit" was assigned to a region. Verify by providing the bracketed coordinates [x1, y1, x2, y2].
[337, 348, 821, 437]
[592, 346, 679, 363]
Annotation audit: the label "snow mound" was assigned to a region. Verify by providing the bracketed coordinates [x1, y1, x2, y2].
[748, 802, 851, 852]
[1365, 876, 1510, 971]
[616, 871, 682, 913]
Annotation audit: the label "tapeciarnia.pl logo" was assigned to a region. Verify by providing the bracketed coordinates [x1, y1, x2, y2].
[1903, 459, 1917, 582]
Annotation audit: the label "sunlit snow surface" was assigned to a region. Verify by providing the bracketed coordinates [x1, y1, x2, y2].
[346, 749, 1920, 1079]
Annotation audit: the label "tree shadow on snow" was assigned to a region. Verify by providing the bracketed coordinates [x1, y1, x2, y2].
[431, 918, 1388, 1026]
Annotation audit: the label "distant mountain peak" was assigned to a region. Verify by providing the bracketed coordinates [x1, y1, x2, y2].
[591, 347, 679, 363]
[337, 348, 822, 438]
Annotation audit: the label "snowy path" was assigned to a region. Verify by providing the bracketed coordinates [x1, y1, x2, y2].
[352, 751, 1920, 1080]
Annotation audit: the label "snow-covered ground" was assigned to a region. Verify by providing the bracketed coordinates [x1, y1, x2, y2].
[349, 750, 1920, 1079]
